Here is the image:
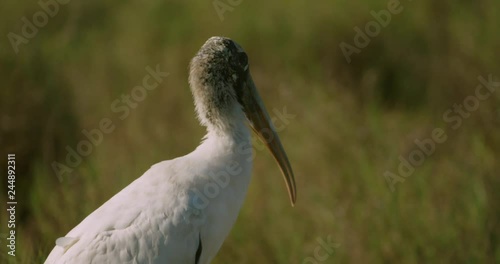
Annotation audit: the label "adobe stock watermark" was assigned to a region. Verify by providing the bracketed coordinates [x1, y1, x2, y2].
[303, 235, 340, 264]
[213, 0, 243, 21]
[7, 0, 70, 54]
[339, 0, 410, 64]
[249, 106, 296, 153]
[183, 160, 243, 224]
[384, 74, 500, 192]
[51, 64, 169, 182]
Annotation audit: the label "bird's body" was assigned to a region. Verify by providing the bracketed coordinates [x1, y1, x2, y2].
[46, 127, 253, 263]
[45, 37, 295, 264]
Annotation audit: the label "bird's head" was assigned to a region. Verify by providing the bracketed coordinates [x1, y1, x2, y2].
[189, 36, 297, 206]
[189, 36, 250, 129]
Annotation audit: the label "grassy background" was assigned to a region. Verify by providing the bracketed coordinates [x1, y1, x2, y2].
[1, 0, 500, 263]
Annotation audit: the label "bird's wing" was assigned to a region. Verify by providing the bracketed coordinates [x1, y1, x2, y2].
[45, 159, 207, 264]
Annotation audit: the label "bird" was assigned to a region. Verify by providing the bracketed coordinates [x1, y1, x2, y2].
[45, 36, 297, 264]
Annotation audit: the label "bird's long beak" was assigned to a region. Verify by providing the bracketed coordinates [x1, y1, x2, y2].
[240, 73, 297, 206]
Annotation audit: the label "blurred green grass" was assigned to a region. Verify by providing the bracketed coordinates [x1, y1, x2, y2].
[1, 0, 500, 263]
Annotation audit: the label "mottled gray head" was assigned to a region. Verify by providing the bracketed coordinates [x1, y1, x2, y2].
[188, 36, 297, 205]
[189, 36, 250, 129]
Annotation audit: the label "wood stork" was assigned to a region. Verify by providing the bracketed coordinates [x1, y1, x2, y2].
[45, 36, 296, 264]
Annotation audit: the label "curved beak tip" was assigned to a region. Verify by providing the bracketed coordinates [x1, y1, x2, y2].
[241, 74, 297, 207]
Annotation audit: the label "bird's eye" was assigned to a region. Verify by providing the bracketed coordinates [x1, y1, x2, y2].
[238, 52, 248, 71]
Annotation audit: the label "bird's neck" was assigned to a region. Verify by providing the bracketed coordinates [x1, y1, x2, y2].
[203, 118, 251, 154]
[192, 108, 253, 165]
[201, 101, 250, 142]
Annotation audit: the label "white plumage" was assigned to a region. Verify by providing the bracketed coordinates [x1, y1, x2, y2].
[45, 36, 296, 264]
